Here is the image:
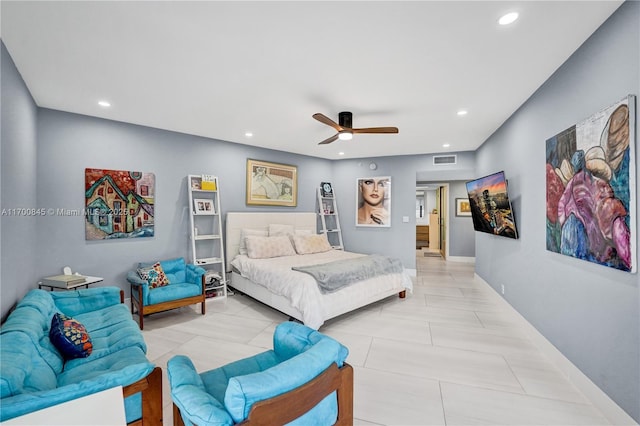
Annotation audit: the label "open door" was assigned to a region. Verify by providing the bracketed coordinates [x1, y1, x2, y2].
[438, 186, 447, 259]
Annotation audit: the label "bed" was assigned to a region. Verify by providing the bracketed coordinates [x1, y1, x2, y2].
[226, 212, 412, 329]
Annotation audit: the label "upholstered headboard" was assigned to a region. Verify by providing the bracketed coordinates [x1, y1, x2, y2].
[225, 212, 317, 270]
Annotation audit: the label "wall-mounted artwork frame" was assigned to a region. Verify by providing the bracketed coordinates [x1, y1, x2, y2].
[85, 168, 155, 240]
[455, 198, 472, 217]
[356, 176, 391, 227]
[545, 94, 636, 273]
[246, 159, 297, 207]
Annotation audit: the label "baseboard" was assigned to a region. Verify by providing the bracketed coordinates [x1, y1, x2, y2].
[446, 256, 475, 263]
[474, 273, 637, 425]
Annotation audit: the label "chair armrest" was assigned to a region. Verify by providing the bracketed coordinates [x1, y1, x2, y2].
[51, 287, 122, 316]
[168, 355, 234, 425]
[0, 362, 155, 422]
[127, 271, 148, 287]
[185, 264, 206, 285]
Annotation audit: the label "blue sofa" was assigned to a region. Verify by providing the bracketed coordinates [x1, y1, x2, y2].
[168, 322, 354, 426]
[0, 287, 162, 425]
[127, 257, 206, 329]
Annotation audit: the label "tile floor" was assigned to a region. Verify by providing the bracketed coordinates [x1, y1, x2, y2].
[141, 250, 610, 425]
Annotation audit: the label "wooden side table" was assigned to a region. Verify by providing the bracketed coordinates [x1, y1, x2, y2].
[38, 276, 104, 291]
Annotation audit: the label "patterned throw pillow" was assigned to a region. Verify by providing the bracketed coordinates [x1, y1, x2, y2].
[49, 313, 93, 360]
[147, 262, 170, 289]
[245, 235, 296, 259]
[239, 229, 269, 255]
[137, 265, 154, 280]
[292, 234, 333, 254]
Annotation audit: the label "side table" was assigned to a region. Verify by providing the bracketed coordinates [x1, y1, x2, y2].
[38, 276, 104, 291]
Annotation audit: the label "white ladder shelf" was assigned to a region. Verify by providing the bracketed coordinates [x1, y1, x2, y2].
[187, 174, 227, 300]
[317, 183, 344, 250]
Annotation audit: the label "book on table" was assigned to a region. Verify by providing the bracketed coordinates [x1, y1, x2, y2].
[42, 274, 87, 287]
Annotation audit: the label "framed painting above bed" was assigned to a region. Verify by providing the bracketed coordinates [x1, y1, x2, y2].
[246, 159, 297, 207]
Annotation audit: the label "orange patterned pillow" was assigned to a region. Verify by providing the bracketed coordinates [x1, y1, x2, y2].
[147, 262, 170, 288]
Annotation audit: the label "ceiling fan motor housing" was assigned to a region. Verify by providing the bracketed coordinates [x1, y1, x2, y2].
[338, 111, 353, 128]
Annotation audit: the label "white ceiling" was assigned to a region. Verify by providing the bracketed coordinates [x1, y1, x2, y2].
[1, 1, 622, 160]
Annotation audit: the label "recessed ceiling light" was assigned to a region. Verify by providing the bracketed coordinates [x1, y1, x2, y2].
[338, 152, 345, 156]
[245, 132, 253, 137]
[443, 143, 451, 148]
[498, 12, 519, 26]
[457, 110, 468, 116]
[98, 100, 111, 107]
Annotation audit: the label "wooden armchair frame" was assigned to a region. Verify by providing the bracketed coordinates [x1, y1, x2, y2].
[173, 362, 354, 426]
[124, 366, 163, 426]
[131, 276, 206, 330]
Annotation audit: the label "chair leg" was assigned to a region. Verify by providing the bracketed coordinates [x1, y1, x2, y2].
[201, 300, 206, 315]
[173, 403, 185, 426]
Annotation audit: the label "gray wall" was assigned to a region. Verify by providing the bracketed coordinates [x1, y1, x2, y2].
[1, 42, 39, 320]
[475, 2, 639, 420]
[332, 152, 477, 268]
[448, 181, 475, 258]
[33, 109, 333, 300]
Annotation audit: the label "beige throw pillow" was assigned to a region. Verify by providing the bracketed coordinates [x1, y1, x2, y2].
[292, 234, 332, 255]
[246, 235, 296, 259]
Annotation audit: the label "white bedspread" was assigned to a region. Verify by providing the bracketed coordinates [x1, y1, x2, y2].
[231, 250, 413, 329]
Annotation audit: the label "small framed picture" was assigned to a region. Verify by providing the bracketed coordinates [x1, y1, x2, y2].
[320, 182, 333, 198]
[193, 198, 214, 215]
[190, 177, 202, 190]
[455, 198, 472, 217]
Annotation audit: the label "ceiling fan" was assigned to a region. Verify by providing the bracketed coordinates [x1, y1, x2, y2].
[313, 111, 399, 145]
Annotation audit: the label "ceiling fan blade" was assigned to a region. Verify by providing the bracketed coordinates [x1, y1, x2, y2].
[353, 127, 399, 134]
[318, 133, 339, 145]
[313, 113, 342, 132]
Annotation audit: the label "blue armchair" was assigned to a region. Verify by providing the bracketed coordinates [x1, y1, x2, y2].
[167, 322, 353, 426]
[126, 257, 206, 329]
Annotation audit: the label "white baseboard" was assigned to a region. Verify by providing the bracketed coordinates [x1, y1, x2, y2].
[446, 256, 475, 263]
[474, 273, 637, 425]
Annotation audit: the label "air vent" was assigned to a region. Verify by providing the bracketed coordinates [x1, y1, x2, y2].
[433, 155, 457, 165]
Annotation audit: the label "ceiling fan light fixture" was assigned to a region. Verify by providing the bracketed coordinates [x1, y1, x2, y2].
[338, 130, 353, 141]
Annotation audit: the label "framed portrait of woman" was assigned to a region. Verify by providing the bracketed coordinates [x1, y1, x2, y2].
[356, 176, 391, 227]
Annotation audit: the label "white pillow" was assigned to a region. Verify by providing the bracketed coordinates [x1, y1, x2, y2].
[295, 229, 313, 236]
[239, 228, 268, 255]
[268, 224, 295, 237]
[246, 235, 296, 259]
[292, 234, 332, 255]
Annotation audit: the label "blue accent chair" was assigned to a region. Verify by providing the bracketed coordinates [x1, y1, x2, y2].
[126, 257, 206, 329]
[167, 322, 353, 426]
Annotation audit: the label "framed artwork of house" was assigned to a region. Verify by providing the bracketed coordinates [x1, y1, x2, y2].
[85, 168, 155, 240]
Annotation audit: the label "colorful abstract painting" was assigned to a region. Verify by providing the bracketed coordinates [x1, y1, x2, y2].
[546, 95, 636, 272]
[85, 168, 155, 240]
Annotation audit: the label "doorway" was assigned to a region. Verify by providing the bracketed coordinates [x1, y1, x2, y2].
[415, 183, 449, 259]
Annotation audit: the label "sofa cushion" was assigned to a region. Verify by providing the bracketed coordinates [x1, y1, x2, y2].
[57, 346, 150, 387]
[159, 257, 187, 283]
[50, 313, 93, 360]
[147, 282, 201, 305]
[0, 332, 58, 398]
[1, 298, 63, 373]
[201, 350, 280, 404]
